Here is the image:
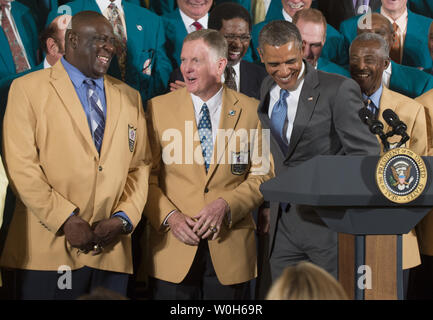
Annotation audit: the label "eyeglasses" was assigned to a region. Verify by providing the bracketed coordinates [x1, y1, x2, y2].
[223, 34, 251, 42]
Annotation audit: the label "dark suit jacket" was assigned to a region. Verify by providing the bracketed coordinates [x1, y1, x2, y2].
[317, 0, 381, 30]
[257, 62, 380, 250]
[169, 60, 268, 100]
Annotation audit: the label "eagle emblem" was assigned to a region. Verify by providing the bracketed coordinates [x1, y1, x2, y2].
[390, 161, 414, 191]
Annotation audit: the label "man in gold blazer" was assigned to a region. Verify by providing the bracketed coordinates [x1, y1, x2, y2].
[0, 11, 151, 299]
[412, 88, 433, 298]
[144, 29, 274, 299]
[350, 33, 428, 274]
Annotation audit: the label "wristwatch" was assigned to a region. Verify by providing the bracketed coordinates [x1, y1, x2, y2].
[116, 216, 132, 234]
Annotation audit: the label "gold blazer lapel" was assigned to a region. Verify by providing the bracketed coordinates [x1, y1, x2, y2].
[100, 78, 121, 159]
[49, 61, 98, 158]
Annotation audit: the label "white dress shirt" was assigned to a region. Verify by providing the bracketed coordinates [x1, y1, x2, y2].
[191, 86, 223, 145]
[179, 9, 208, 33]
[382, 62, 392, 88]
[221, 62, 241, 92]
[282, 8, 293, 22]
[0, 1, 31, 69]
[96, 0, 128, 40]
[268, 62, 306, 145]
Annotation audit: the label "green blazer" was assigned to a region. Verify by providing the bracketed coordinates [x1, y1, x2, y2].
[408, 0, 433, 18]
[389, 61, 433, 99]
[340, 8, 433, 70]
[0, 1, 39, 79]
[317, 57, 351, 78]
[47, 0, 172, 104]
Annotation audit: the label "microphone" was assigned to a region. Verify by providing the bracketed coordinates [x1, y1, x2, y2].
[382, 109, 410, 148]
[358, 107, 390, 152]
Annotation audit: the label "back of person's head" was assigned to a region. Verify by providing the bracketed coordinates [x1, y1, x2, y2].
[266, 262, 348, 300]
[208, 2, 252, 32]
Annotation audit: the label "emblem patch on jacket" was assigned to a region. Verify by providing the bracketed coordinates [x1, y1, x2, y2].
[128, 125, 136, 152]
[231, 151, 249, 175]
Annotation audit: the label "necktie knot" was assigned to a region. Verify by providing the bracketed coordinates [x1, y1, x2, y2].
[192, 21, 203, 30]
[279, 89, 289, 101]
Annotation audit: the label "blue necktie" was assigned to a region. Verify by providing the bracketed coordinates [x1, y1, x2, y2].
[366, 98, 379, 118]
[198, 103, 213, 173]
[270, 89, 289, 155]
[84, 79, 105, 153]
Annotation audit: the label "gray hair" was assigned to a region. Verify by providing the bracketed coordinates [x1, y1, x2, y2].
[350, 32, 390, 59]
[183, 29, 228, 60]
[258, 20, 303, 51]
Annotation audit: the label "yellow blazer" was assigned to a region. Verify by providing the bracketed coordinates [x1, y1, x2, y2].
[0, 61, 152, 274]
[379, 86, 428, 268]
[144, 86, 274, 285]
[415, 88, 433, 255]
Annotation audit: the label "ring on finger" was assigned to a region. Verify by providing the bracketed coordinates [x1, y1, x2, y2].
[209, 225, 218, 233]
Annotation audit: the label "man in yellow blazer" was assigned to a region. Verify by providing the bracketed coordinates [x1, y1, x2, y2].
[350, 33, 428, 276]
[412, 88, 433, 298]
[0, 11, 151, 299]
[144, 29, 274, 299]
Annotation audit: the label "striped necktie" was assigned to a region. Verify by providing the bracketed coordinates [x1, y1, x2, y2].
[84, 79, 105, 153]
[198, 103, 213, 173]
[365, 98, 379, 119]
[192, 21, 203, 31]
[270, 89, 289, 155]
[0, 2, 30, 73]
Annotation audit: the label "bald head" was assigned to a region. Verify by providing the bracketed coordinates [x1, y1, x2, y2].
[64, 11, 115, 79]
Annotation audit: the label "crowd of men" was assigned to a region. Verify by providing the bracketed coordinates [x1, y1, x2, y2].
[1, 0, 433, 300]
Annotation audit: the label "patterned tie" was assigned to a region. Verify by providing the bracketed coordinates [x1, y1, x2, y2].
[390, 22, 402, 64]
[224, 66, 237, 91]
[0, 2, 30, 73]
[270, 89, 289, 155]
[84, 79, 105, 153]
[192, 21, 203, 31]
[253, 0, 266, 25]
[365, 98, 379, 119]
[107, 1, 127, 81]
[198, 103, 213, 173]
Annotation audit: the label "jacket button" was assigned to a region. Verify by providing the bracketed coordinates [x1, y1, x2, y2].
[98, 166, 103, 171]
[204, 187, 209, 193]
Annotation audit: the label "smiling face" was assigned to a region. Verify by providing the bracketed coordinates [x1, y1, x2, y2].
[219, 17, 250, 66]
[67, 16, 116, 79]
[180, 38, 227, 101]
[259, 41, 303, 91]
[349, 39, 390, 96]
[295, 18, 325, 67]
[282, 0, 312, 18]
[177, 0, 212, 20]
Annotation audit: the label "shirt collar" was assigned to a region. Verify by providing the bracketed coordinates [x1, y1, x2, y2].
[362, 84, 383, 108]
[282, 8, 292, 22]
[179, 9, 208, 29]
[96, 0, 124, 14]
[61, 57, 104, 90]
[380, 7, 408, 32]
[191, 86, 223, 117]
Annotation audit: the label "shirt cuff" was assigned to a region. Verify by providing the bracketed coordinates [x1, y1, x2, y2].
[113, 211, 133, 228]
[163, 210, 177, 227]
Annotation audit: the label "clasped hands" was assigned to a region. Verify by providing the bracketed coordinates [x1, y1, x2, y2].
[167, 198, 229, 246]
[62, 215, 123, 255]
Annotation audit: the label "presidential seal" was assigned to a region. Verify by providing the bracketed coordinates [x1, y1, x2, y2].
[376, 147, 427, 204]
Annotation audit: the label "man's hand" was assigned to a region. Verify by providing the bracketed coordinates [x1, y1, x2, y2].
[169, 80, 186, 92]
[63, 215, 97, 252]
[193, 198, 228, 240]
[257, 207, 270, 235]
[167, 210, 200, 246]
[92, 217, 123, 248]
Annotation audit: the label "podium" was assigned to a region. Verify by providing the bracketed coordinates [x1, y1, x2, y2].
[260, 155, 433, 300]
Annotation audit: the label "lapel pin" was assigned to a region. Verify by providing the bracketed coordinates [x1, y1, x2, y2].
[137, 25, 143, 31]
[308, 97, 313, 101]
[228, 110, 236, 116]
